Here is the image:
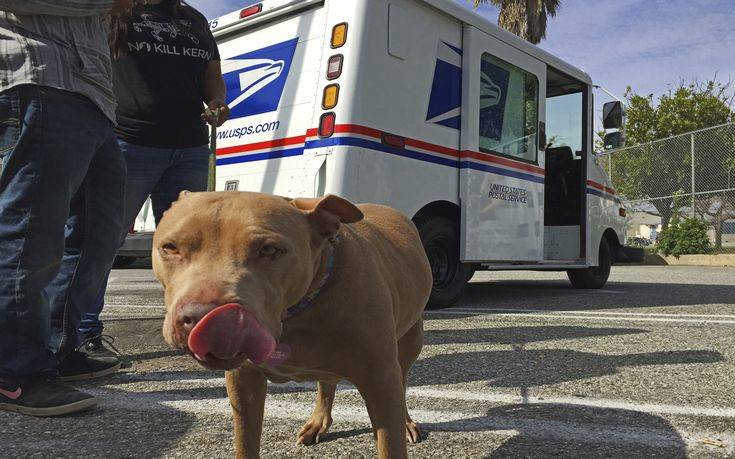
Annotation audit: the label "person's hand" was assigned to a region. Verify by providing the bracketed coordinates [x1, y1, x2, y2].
[110, 0, 134, 16]
[202, 100, 230, 127]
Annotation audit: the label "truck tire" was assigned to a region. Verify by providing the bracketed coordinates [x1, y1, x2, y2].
[415, 216, 471, 309]
[567, 239, 611, 289]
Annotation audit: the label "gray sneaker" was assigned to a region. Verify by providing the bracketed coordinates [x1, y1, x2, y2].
[0, 376, 97, 417]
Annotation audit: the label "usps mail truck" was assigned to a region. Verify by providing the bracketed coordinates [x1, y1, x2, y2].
[121, 0, 642, 307]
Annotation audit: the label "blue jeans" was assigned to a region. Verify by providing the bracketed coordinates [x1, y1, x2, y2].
[77, 140, 209, 338]
[0, 85, 125, 377]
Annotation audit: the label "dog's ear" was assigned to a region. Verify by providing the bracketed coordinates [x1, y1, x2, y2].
[292, 195, 364, 238]
[178, 190, 192, 200]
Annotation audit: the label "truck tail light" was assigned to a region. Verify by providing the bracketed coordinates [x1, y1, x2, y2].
[318, 112, 336, 138]
[327, 54, 343, 80]
[322, 84, 339, 110]
[240, 4, 262, 19]
[331, 23, 348, 48]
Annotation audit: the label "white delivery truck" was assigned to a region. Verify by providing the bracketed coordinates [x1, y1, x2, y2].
[119, 0, 643, 307]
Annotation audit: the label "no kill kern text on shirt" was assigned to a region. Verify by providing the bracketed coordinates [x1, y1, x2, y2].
[128, 40, 213, 59]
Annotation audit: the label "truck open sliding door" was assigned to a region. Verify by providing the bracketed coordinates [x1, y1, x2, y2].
[460, 26, 547, 262]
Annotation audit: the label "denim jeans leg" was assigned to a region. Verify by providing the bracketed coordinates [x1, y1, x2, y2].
[47, 128, 126, 360]
[151, 145, 209, 223]
[0, 86, 110, 378]
[77, 140, 170, 340]
[76, 273, 108, 339]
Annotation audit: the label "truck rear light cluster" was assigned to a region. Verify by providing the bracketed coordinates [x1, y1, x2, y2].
[239, 4, 262, 19]
[319, 23, 348, 138]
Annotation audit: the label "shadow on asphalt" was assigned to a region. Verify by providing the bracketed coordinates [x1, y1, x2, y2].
[424, 325, 648, 346]
[409, 348, 724, 388]
[422, 403, 687, 458]
[126, 349, 183, 361]
[455, 280, 734, 311]
[0, 396, 197, 457]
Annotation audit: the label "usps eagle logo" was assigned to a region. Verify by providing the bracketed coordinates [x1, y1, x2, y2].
[426, 41, 463, 130]
[222, 38, 299, 120]
[480, 72, 502, 109]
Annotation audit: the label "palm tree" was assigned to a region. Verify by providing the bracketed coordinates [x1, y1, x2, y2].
[472, 0, 561, 44]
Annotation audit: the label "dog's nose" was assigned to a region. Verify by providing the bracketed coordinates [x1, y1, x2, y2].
[177, 303, 217, 335]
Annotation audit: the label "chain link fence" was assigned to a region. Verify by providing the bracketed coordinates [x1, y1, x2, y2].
[596, 122, 735, 249]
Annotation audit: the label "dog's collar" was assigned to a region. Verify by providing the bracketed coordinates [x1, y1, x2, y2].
[282, 238, 337, 321]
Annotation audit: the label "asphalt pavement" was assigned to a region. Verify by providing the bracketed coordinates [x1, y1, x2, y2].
[2, 265, 734, 458]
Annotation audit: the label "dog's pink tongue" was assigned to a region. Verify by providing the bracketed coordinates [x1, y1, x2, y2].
[188, 304, 276, 365]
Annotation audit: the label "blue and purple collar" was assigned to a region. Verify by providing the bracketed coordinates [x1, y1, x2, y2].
[282, 240, 336, 321]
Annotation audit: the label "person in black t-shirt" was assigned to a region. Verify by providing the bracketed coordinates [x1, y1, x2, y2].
[71, 0, 230, 358]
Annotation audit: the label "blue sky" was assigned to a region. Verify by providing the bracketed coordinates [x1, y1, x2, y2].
[189, 0, 735, 106]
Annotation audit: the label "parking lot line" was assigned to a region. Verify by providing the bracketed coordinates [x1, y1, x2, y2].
[426, 309, 735, 325]
[451, 308, 735, 319]
[408, 387, 735, 419]
[85, 381, 733, 451]
[101, 375, 735, 420]
[104, 304, 166, 309]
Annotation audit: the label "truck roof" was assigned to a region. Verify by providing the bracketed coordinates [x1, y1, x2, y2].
[423, 0, 592, 85]
[212, 0, 592, 85]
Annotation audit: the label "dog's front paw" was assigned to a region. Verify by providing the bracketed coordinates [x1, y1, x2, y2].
[296, 413, 333, 446]
[405, 421, 422, 444]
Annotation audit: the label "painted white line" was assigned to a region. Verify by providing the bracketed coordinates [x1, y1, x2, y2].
[409, 387, 735, 419]
[102, 375, 735, 419]
[451, 308, 735, 319]
[426, 310, 735, 325]
[86, 385, 733, 450]
[103, 304, 166, 309]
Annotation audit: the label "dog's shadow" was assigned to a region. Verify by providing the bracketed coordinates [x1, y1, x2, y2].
[313, 403, 687, 458]
[426, 403, 687, 458]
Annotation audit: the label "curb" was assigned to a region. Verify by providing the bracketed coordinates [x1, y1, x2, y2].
[635, 253, 735, 267]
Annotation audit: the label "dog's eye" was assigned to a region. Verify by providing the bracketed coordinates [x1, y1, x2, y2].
[161, 242, 180, 256]
[259, 245, 279, 258]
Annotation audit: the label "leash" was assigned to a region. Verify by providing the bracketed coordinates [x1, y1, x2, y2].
[204, 107, 222, 192]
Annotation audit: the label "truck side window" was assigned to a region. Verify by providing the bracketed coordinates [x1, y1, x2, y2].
[546, 90, 583, 155]
[479, 53, 539, 163]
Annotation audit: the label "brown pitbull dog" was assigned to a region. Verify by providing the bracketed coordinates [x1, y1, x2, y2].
[152, 191, 433, 458]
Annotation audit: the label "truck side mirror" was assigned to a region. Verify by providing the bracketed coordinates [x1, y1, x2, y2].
[603, 131, 625, 150]
[602, 101, 624, 130]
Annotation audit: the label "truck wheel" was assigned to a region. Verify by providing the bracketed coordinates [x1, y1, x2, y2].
[567, 239, 611, 289]
[415, 216, 471, 309]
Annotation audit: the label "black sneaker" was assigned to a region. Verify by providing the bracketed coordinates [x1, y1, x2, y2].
[80, 335, 120, 359]
[0, 376, 97, 417]
[58, 351, 121, 382]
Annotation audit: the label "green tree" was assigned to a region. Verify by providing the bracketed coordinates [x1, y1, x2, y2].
[610, 79, 734, 234]
[472, 0, 560, 44]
